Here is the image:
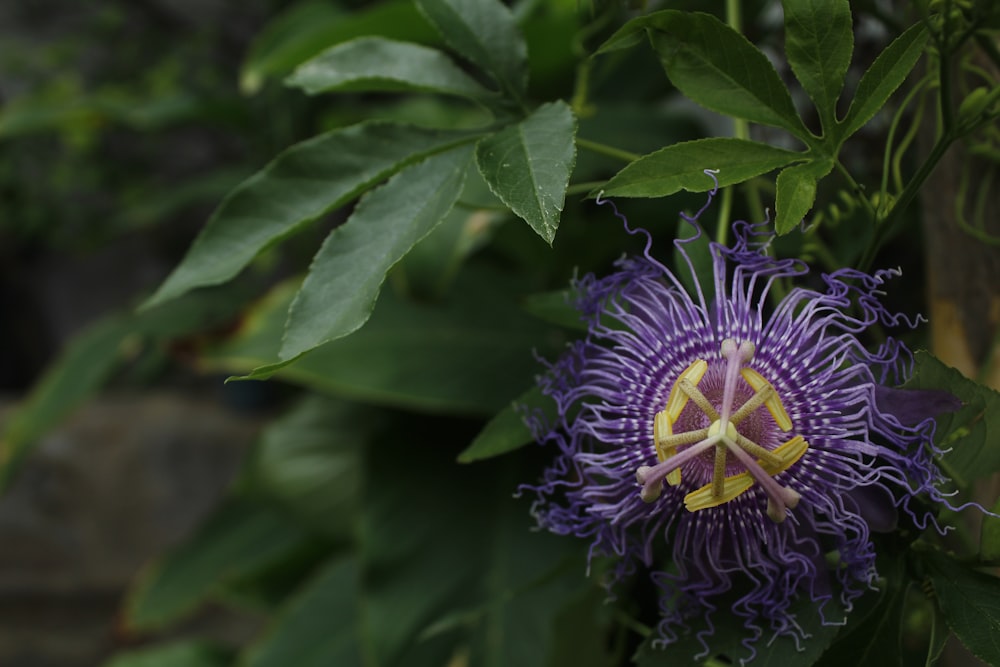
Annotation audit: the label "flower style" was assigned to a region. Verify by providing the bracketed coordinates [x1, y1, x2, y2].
[523, 178, 960, 662]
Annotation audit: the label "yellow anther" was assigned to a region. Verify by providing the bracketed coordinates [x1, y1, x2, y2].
[740, 368, 792, 431]
[682, 436, 810, 512]
[684, 472, 754, 511]
[665, 359, 708, 421]
[763, 436, 808, 475]
[653, 410, 681, 485]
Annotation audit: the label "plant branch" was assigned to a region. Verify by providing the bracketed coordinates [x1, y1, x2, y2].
[575, 137, 639, 163]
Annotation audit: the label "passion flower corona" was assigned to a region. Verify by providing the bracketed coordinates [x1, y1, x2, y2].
[523, 177, 961, 662]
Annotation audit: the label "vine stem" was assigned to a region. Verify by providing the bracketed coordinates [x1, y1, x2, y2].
[716, 0, 749, 246]
[575, 137, 639, 163]
[857, 130, 955, 272]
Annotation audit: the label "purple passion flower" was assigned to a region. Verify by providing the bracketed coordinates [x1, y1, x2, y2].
[523, 181, 960, 662]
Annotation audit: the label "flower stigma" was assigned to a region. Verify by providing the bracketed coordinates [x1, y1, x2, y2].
[638, 338, 808, 523]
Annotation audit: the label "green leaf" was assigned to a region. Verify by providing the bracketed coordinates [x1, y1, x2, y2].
[597, 138, 803, 198]
[903, 351, 1000, 486]
[522, 289, 586, 331]
[922, 549, 1000, 665]
[774, 159, 834, 234]
[840, 24, 928, 139]
[250, 397, 371, 539]
[240, 0, 438, 94]
[814, 579, 906, 667]
[143, 122, 476, 309]
[458, 386, 552, 463]
[280, 145, 472, 360]
[982, 496, 1000, 561]
[103, 641, 231, 667]
[287, 37, 495, 101]
[204, 271, 555, 416]
[601, 11, 807, 136]
[782, 0, 853, 135]
[396, 168, 504, 298]
[360, 434, 488, 665]
[475, 101, 576, 244]
[415, 0, 527, 98]
[464, 504, 600, 667]
[125, 498, 310, 630]
[241, 557, 364, 667]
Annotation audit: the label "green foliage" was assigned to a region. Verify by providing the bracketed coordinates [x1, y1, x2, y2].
[458, 386, 548, 463]
[280, 146, 472, 360]
[921, 549, 1000, 665]
[600, 11, 807, 135]
[240, 1, 440, 94]
[203, 273, 556, 415]
[782, 0, 854, 135]
[596, 5, 933, 233]
[240, 557, 367, 667]
[475, 102, 577, 244]
[598, 138, 803, 198]
[143, 122, 477, 309]
[839, 24, 930, 141]
[125, 497, 312, 631]
[8, 2, 1000, 666]
[904, 351, 1000, 486]
[286, 37, 497, 102]
[415, 0, 528, 101]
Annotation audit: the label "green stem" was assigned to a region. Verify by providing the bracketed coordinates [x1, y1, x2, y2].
[857, 131, 956, 272]
[834, 160, 878, 219]
[716, 0, 748, 246]
[566, 180, 607, 196]
[575, 137, 640, 163]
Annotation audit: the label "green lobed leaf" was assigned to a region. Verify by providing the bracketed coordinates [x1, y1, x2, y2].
[597, 137, 804, 199]
[241, 557, 365, 667]
[103, 641, 231, 667]
[475, 101, 577, 244]
[774, 158, 834, 234]
[143, 122, 476, 309]
[415, 0, 527, 98]
[600, 11, 807, 136]
[840, 24, 928, 139]
[125, 498, 311, 631]
[458, 386, 552, 463]
[240, 0, 438, 94]
[921, 549, 1000, 665]
[279, 145, 472, 360]
[782, 0, 854, 136]
[902, 351, 1000, 486]
[286, 37, 495, 101]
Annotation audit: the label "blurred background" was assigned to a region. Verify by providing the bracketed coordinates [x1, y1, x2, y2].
[1, 1, 303, 664]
